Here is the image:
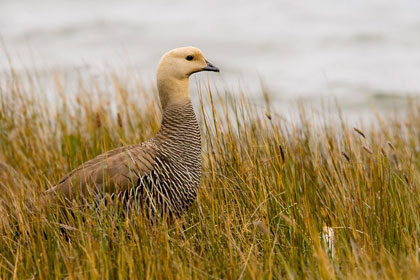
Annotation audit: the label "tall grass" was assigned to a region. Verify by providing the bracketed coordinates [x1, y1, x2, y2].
[0, 68, 419, 279]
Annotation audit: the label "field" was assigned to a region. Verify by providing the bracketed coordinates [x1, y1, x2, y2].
[0, 68, 419, 279]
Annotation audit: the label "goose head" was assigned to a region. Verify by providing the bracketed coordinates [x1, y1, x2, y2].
[157, 47, 219, 107]
[158, 46, 219, 80]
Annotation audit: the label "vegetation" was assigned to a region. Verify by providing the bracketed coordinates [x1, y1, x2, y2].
[0, 68, 419, 279]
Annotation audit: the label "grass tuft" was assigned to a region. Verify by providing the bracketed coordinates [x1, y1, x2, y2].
[0, 69, 419, 279]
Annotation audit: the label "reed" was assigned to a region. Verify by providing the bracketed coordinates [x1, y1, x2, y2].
[0, 69, 419, 279]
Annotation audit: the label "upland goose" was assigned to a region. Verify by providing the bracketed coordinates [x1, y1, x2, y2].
[44, 47, 219, 217]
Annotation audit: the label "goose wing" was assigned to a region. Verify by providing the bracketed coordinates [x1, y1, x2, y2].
[44, 143, 157, 202]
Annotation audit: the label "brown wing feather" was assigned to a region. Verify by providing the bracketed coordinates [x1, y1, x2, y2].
[44, 142, 157, 203]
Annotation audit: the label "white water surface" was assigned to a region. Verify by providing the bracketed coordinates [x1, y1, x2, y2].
[0, 0, 419, 115]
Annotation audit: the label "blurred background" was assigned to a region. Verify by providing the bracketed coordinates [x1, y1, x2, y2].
[1, 0, 419, 116]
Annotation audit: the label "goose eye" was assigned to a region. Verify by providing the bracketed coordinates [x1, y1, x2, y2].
[186, 55, 194, 61]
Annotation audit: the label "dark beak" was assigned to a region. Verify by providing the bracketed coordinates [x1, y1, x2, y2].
[203, 60, 220, 72]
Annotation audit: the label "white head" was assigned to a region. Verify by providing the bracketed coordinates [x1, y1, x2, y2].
[157, 47, 219, 107]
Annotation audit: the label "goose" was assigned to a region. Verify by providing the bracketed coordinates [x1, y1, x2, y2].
[44, 47, 219, 217]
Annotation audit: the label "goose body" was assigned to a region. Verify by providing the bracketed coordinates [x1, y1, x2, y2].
[44, 47, 219, 216]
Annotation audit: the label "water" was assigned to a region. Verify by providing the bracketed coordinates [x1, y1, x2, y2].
[1, 0, 419, 114]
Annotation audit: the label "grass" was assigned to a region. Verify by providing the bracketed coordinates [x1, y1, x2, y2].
[0, 67, 419, 279]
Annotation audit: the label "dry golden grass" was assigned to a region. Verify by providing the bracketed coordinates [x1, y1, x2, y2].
[0, 68, 419, 279]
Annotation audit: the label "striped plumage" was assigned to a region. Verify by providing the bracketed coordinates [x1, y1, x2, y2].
[126, 101, 202, 216]
[44, 47, 219, 217]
